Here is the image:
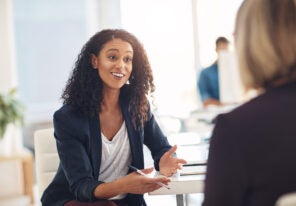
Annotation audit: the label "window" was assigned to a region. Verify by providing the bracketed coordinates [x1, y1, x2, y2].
[121, 0, 198, 115]
[13, 0, 88, 122]
[196, 0, 243, 67]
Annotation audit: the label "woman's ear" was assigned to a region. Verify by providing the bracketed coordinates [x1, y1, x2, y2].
[91, 54, 98, 69]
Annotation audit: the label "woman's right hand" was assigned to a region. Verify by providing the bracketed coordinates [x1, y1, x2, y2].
[120, 167, 170, 194]
[94, 167, 170, 199]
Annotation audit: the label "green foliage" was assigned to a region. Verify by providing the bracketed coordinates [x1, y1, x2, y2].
[0, 88, 25, 139]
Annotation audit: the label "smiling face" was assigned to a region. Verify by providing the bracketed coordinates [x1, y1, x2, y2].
[91, 38, 133, 92]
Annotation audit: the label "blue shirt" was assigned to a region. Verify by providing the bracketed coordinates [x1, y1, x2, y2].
[197, 63, 220, 102]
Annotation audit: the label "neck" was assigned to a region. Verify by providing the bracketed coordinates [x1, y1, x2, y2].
[101, 89, 120, 112]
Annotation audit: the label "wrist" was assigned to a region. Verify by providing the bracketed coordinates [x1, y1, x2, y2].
[113, 177, 126, 194]
[94, 179, 126, 199]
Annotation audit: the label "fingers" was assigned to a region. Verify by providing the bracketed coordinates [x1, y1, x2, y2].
[176, 164, 183, 170]
[165, 145, 188, 165]
[176, 158, 187, 165]
[153, 176, 170, 184]
[124, 167, 172, 194]
[141, 167, 154, 174]
[165, 145, 177, 157]
[136, 174, 170, 193]
[160, 169, 177, 177]
[174, 159, 187, 171]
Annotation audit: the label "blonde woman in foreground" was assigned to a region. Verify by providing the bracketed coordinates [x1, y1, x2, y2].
[202, 0, 296, 205]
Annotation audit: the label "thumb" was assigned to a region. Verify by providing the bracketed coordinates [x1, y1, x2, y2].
[165, 145, 177, 157]
[141, 167, 154, 174]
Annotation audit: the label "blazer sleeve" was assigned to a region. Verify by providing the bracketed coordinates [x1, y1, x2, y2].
[53, 107, 103, 202]
[143, 109, 172, 170]
[202, 113, 248, 206]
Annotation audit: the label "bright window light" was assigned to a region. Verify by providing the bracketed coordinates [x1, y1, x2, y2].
[121, 0, 198, 116]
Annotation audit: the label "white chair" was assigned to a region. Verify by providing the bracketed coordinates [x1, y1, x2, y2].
[276, 192, 296, 206]
[34, 128, 59, 200]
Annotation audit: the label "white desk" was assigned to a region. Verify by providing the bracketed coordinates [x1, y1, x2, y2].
[154, 134, 208, 206]
[145, 130, 209, 206]
[149, 173, 205, 206]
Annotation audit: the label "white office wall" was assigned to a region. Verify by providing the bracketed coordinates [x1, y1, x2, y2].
[85, 0, 122, 34]
[0, 0, 18, 93]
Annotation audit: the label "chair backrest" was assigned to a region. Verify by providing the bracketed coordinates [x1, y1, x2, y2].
[276, 192, 296, 206]
[34, 128, 59, 198]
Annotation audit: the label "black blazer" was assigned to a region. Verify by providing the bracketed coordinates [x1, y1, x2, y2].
[203, 81, 296, 206]
[41, 99, 171, 206]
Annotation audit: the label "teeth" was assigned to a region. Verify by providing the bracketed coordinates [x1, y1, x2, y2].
[112, 72, 124, 78]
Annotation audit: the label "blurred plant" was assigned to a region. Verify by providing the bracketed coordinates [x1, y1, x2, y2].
[0, 88, 25, 139]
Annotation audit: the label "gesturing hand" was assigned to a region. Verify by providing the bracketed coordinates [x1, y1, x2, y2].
[159, 145, 187, 176]
[94, 167, 171, 198]
[123, 167, 170, 194]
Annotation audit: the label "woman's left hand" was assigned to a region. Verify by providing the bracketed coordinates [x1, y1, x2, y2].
[159, 145, 187, 176]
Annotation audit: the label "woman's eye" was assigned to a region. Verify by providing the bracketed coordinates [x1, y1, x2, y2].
[108, 55, 117, 60]
[124, 57, 133, 62]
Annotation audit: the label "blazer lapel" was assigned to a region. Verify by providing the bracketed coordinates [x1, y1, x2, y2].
[121, 103, 144, 169]
[89, 115, 101, 178]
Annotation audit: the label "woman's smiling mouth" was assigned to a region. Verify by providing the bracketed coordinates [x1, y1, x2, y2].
[111, 72, 125, 79]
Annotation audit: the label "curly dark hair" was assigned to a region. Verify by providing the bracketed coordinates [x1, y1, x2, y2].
[62, 29, 155, 129]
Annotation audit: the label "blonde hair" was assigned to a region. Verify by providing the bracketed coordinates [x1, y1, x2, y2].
[235, 0, 296, 91]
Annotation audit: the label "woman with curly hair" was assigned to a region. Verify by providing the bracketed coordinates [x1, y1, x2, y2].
[41, 29, 186, 206]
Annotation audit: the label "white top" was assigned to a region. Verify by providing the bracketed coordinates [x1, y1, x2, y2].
[98, 121, 132, 200]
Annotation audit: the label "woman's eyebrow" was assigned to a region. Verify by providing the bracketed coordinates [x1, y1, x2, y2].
[106, 48, 133, 54]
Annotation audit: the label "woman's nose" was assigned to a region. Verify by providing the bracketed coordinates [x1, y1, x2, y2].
[116, 59, 125, 68]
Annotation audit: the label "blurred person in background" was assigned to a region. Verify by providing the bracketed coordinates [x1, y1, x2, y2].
[197, 36, 230, 107]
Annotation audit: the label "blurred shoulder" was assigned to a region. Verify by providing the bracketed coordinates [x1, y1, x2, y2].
[200, 63, 218, 76]
[204, 63, 217, 71]
[53, 104, 89, 127]
[214, 90, 279, 131]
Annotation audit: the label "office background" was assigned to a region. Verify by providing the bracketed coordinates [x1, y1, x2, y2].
[0, 0, 242, 205]
[0, 0, 242, 149]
